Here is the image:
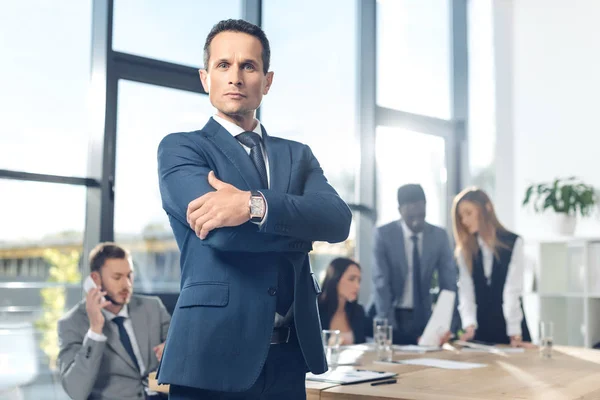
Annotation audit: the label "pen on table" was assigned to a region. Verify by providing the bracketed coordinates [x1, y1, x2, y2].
[371, 379, 397, 386]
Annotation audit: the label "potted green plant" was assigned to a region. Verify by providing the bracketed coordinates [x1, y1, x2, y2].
[522, 177, 596, 235]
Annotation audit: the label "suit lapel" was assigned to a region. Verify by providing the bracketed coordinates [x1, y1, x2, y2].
[393, 221, 409, 282]
[128, 298, 150, 373]
[103, 318, 138, 372]
[420, 224, 435, 283]
[262, 126, 291, 193]
[204, 118, 264, 189]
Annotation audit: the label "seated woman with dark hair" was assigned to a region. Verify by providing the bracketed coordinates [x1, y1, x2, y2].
[318, 257, 368, 345]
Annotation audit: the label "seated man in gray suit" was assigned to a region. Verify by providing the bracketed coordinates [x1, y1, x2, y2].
[57, 242, 171, 400]
[372, 184, 457, 344]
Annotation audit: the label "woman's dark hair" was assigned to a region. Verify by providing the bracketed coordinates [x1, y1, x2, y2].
[318, 257, 361, 320]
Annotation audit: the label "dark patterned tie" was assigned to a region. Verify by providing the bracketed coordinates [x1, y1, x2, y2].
[235, 131, 268, 189]
[112, 316, 140, 371]
[237, 131, 291, 316]
[411, 235, 425, 333]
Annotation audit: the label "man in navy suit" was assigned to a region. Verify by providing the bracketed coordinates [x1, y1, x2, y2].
[372, 184, 457, 345]
[155, 19, 352, 399]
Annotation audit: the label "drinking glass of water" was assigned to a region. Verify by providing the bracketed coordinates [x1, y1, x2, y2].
[539, 321, 554, 359]
[373, 317, 389, 343]
[322, 329, 341, 367]
[375, 325, 393, 362]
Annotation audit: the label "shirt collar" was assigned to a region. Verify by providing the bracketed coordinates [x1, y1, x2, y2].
[102, 304, 129, 321]
[400, 219, 423, 240]
[213, 114, 263, 139]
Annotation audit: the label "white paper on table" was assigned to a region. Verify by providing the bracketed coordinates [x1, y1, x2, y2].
[460, 347, 525, 354]
[376, 358, 486, 370]
[393, 344, 441, 353]
[340, 343, 373, 352]
[418, 290, 456, 347]
[336, 348, 366, 365]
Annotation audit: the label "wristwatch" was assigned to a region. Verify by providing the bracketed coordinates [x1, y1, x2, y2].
[249, 191, 266, 223]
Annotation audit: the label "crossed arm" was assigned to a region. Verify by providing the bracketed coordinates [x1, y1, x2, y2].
[157, 133, 352, 252]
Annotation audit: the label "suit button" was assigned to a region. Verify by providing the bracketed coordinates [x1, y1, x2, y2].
[268, 287, 277, 296]
[138, 392, 143, 397]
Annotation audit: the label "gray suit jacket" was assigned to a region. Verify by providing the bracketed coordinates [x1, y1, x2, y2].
[372, 220, 457, 330]
[57, 295, 171, 400]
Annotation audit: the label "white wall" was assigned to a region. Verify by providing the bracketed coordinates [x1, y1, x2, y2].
[496, 0, 600, 238]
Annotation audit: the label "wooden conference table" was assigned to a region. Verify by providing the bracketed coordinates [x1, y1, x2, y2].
[149, 344, 600, 399]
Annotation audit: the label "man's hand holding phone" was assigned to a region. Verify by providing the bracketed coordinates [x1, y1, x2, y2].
[86, 287, 111, 334]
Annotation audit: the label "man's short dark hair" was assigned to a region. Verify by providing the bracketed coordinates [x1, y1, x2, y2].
[397, 184, 426, 206]
[203, 19, 271, 74]
[89, 242, 130, 273]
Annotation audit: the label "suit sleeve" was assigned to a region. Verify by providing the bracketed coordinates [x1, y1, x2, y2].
[436, 230, 459, 333]
[457, 252, 478, 330]
[503, 237, 525, 337]
[257, 145, 352, 243]
[57, 318, 105, 400]
[438, 230, 458, 293]
[157, 133, 311, 253]
[371, 227, 396, 328]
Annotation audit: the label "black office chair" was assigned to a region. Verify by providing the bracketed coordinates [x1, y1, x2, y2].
[136, 292, 179, 316]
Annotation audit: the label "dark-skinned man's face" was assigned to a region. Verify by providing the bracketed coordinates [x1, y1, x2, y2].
[399, 200, 426, 234]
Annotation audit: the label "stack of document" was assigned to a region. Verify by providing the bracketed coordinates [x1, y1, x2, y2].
[454, 340, 525, 355]
[393, 344, 441, 353]
[375, 358, 487, 370]
[307, 367, 397, 384]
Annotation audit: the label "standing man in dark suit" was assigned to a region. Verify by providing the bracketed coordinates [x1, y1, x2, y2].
[57, 242, 171, 400]
[372, 184, 457, 344]
[156, 19, 352, 399]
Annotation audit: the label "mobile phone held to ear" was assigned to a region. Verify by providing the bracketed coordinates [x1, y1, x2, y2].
[83, 276, 107, 302]
[83, 275, 97, 293]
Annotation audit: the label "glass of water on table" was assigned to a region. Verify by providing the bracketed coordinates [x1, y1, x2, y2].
[539, 321, 554, 359]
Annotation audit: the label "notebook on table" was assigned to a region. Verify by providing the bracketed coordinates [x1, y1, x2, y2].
[306, 367, 397, 385]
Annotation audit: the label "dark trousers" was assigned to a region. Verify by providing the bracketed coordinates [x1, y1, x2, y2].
[394, 308, 421, 345]
[168, 340, 307, 400]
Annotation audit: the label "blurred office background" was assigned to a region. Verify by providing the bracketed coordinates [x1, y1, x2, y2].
[2, 0, 600, 398]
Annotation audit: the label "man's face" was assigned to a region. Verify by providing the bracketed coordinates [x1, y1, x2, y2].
[199, 31, 273, 119]
[92, 258, 133, 306]
[399, 200, 427, 234]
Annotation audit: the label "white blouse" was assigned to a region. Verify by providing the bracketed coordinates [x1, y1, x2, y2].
[457, 235, 525, 337]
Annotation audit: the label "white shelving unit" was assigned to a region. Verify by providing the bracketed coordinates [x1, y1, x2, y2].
[523, 238, 600, 348]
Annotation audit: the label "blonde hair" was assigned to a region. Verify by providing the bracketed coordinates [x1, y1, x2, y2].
[451, 187, 508, 273]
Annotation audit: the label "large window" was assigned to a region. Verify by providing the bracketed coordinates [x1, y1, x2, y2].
[377, 0, 451, 119]
[113, 0, 242, 67]
[261, 0, 359, 276]
[0, 0, 92, 177]
[261, 0, 358, 204]
[0, 179, 86, 280]
[374, 0, 459, 236]
[375, 127, 447, 227]
[468, 0, 496, 196]
[0, 179, 85, 399]
[114, 80, 214, 293]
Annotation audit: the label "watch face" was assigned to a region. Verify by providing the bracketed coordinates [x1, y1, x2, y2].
[250, 196, 265, 217]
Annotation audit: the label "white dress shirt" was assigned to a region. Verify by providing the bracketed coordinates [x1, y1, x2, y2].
[395, 220, 423, 309]
[86, 305, 146, 375]
[457, 235, 525, 337]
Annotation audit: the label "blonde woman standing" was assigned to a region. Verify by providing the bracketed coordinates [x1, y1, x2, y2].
[452, 188, 532, 347]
